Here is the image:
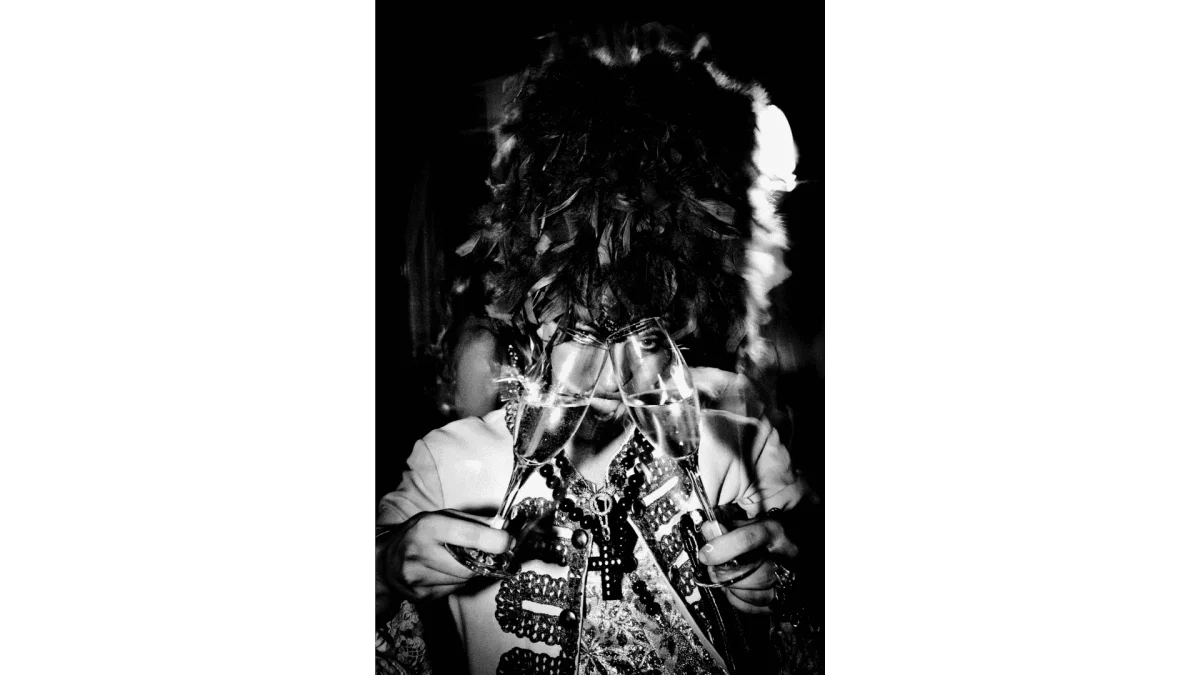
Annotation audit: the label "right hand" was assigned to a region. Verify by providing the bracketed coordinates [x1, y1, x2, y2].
[378, 510, 514, 602]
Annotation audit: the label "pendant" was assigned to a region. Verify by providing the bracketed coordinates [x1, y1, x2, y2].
[590, 493, 614, 542]
[587, 493, 627, 602]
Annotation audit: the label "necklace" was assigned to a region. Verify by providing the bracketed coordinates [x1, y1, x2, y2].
[498, 343, 525, 405]
[505, 399, 661, 610]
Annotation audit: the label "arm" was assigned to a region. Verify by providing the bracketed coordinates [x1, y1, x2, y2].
[377, 510, 512, 603]
[733, 414, 805, 514]
[698, 414, 808, 614]
[376, 439, 512, 615]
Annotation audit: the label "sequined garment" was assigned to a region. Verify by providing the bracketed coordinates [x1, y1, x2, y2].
[576, 533, 724, 675]
[377, 404, 808, 675]
[492, 402, 746, 675]
[376, 599, 434, 675]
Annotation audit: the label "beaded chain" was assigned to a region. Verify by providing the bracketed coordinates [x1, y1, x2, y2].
[503, 398, 664, 610]
[498, 343, 524, 404]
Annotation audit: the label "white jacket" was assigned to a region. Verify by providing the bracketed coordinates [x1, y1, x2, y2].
[378, 406, 803, 675]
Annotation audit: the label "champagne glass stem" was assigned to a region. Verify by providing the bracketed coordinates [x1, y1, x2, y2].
[490, 462, 537, 530]
[678, 455, 721, 528]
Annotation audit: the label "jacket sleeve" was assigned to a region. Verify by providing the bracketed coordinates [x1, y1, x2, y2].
[703, 412, 805, 518]
[736, 417, 805, 517]
[377, 439, 444, 527]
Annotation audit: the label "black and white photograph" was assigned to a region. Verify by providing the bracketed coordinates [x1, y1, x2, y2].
[381, 17, 824, 675]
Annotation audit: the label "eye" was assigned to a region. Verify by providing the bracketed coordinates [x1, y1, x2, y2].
[636, 332, 664, 351]
[570, 324, 603, 342]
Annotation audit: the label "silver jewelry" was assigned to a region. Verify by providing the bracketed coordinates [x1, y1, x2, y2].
[770, 561, 798, 615]
[772, 561, 796, 589]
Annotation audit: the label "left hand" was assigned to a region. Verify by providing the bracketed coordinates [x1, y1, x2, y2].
[695, 519, 799, 614]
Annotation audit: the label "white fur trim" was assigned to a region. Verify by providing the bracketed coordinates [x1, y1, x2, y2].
[741, 104, 797, 369]
[753, 105, 799, 193]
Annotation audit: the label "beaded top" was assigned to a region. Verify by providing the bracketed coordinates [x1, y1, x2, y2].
[495, 399, 738, 675]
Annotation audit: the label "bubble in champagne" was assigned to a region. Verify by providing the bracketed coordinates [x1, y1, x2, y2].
[625, 391, 700, 459]
[514, 397, 590, 466]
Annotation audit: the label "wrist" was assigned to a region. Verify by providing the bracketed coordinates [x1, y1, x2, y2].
[376, 526, 402, 590]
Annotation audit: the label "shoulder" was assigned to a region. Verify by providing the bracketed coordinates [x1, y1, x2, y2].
[455, 327, 499, 363]
[700, 408, 772, 446]
[419, 407, 511, 458]
[692, 367, 764, 418]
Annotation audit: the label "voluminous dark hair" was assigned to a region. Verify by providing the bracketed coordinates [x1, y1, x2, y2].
[459, 22, 789, 370]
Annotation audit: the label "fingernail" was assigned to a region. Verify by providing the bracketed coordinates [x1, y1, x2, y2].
[702, 544, 714, 553]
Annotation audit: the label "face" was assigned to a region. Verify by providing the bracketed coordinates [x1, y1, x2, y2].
[611, 322, 674, 396]
[547, 319, 675, 443]
[547, 324, 623, 442]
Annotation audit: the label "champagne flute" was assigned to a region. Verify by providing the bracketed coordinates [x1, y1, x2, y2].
[444, 327, 608, 578]
[609, 317, 765, 588]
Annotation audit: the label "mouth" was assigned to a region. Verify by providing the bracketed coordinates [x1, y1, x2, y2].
[588, 397, 626, 420]
[574, 398, 629, 442]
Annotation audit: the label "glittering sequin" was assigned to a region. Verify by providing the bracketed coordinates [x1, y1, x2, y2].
[657, 520, 693, 568]
[491, 407, 750, 675]
[588, 516, 635, 600]
[512, 496, 556, 521]
[640, 490, 684, 532]
[668, 558, 701, 603]
[375, 600, 433, 675]
[495, 570, 581, 647]
[497, 648, 573, 675]
[641, 455, 690, 501]
[576, 534, 726, 675]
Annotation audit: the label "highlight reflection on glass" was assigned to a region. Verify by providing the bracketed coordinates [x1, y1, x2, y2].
[444, 327, 607, 578]
[610, 317, 765, 588]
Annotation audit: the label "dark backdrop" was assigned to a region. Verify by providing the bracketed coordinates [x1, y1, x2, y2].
[385, 15, 824, 670]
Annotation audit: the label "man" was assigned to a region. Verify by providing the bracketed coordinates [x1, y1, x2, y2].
[378, 24, 809, 675]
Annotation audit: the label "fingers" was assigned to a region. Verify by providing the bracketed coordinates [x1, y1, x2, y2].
[719, 561, 779, 614]
[725, 590, 773, 614]
[415, 516, 512, 579]
[728, 586, 774, 606]
[397, 582, 464, 603]
[385, 539, 475, 590]
[721, 560, 777, 590]
[410, 551, 476, 584]
[724, 563, 779, 614]
[697, 522, 767, 566]
[697, 519, 798, 566]
[699, 520, 725, 541]
[725, 560, 806, 615]
[441, 509, 495, 525]
[697, 521, 772, 566]
[425, 512, 514, 555]
[767, 523, 801, 559]
[406, 583, 464, 602]
[382, 511, 513, 595]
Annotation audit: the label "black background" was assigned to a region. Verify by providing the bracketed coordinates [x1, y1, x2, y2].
[388, 13, 823, 494]
[386, 16, 824, 663]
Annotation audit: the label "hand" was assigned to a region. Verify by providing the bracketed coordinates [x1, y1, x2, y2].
[695, 519, 799, 614]
[378, 510, 514, 602]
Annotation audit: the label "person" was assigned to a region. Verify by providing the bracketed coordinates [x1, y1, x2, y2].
[378, 23, 813, 675]
[434, 313, 512, 420]
[441, 314, 768, 421]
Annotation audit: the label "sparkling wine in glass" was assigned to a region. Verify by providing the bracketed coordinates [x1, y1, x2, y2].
[444, 328, 607, 578]
[611, 318, 766, 588]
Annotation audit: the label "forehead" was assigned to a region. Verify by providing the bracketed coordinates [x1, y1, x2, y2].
[543, 323, 667, 356]
[554, 320, 664, 341]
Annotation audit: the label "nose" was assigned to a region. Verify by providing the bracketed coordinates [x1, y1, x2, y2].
[593, 354, 621, 398]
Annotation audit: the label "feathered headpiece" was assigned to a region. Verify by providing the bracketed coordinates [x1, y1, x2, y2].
[457, 23, 797, 374]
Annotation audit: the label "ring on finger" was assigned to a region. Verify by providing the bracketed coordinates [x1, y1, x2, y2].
[772, 561, 796, 589]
